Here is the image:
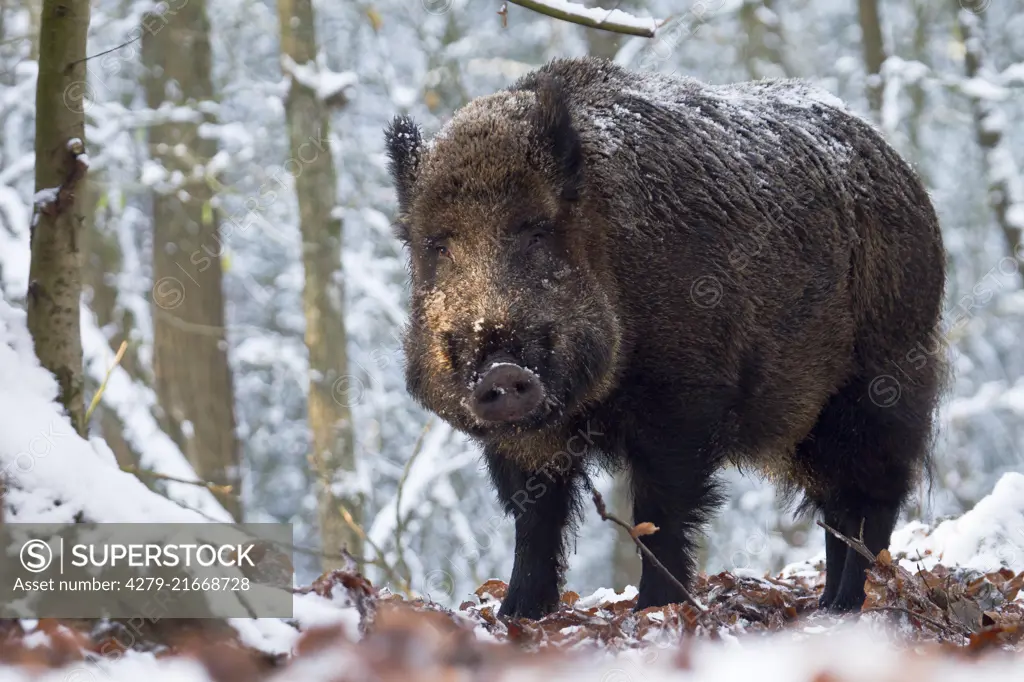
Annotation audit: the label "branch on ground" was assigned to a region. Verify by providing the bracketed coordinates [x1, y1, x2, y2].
[590, 485, 707, 612]
[818, 519, 969, 639]
[816, 520, 877, 563]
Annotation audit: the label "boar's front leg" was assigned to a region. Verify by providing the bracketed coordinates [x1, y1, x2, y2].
[485, 446, 581, 620]
[628, 418, 725, 612]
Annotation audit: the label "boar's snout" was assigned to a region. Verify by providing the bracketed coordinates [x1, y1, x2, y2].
[470, 357, 544, 424]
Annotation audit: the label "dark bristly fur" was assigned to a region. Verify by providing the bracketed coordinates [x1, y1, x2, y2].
[384, 57, 948, 619]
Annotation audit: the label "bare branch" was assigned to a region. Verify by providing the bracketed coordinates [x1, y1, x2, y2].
[340, 503, 412, 597]
[393, 419, 433, 585]
[122, 465, 233, 497]
[505, 0, 660, 38]
[817, 520, 878, 563]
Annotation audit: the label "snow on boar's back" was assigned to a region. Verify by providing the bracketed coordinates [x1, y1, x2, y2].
[384, 57, 948, 620]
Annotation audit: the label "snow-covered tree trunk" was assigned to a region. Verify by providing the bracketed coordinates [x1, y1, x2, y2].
[27, 0, 91, 435]
[142, 1, 242, 519]
[957, 3, 1024, 263]
[857, 0, 886, 116]
[278, 0, 362, 568]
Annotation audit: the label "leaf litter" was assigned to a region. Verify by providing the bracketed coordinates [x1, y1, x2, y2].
[0, 554, 1020, 681]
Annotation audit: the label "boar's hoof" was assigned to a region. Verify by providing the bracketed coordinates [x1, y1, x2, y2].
[822, 590, 865, 614]
[497, 586, 559, 620]
[470, 363, 543, 423]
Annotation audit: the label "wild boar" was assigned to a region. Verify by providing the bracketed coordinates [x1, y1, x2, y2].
[384, 57, 947, 619]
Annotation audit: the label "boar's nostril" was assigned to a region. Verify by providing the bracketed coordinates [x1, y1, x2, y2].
[469, 363, 544, 423]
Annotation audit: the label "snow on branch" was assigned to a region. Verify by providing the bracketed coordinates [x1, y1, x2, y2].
[505, 0, 662, 38]
[281, 54, 358, 107]
[32, 138, 89, 221]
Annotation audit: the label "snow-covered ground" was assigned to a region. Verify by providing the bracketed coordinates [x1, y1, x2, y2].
[2, 288, 1023, 679]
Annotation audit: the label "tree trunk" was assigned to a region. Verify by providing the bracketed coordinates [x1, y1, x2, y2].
[584, 15, 643, 591]
[957, 1, 1024, 262]
[278, 0, 362, 569]
[28, 0, 91, 435]
[81, 178, 144, 470]
[27, 0, 42, 61]
[905, 0, 933, 183]
[142, 1, 242, 520]
[739, 0, 793, 80]
[583, 4, 630, 61]
[857, 0, 886, 117]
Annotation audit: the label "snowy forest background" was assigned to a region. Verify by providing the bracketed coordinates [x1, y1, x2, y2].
[1, 0, 1023, 607]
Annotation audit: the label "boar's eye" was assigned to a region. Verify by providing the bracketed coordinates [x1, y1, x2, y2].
[528, 232, 546, 250]
[427, 238, 455, 268]
[517, 221, 552, 256]
[423, 233, 453, 260]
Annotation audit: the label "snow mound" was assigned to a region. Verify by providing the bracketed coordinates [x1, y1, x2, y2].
[0, 297, 204, 524]
[782, 471, 1024, 578]
[891, 472, 1024, 573]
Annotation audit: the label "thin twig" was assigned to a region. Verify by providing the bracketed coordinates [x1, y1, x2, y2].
[66, 34, 142, 69]
[85, 340, 128, 424]
[122, 465, 233, 496]
[816, 520, 877, 563]
[113, 477, 383, 571]
[393, 419, 433, 583]
[590, 486, 707, 612]
[505, 0, 659, 37]
[339, 503, 412, 597]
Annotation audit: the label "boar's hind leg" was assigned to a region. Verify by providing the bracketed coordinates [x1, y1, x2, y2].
[485, 446, 583, 620]
[629, 430, 725, 612]
[796, 374, 935, 613]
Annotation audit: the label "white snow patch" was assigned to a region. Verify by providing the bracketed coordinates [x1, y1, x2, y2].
[574, 585, 638, 609]
[0, 296, 211, 524]
[961, 77, 1009, 101]
[465, 58, 537, 81]
[32, 187, 59, 208]
[281, 54, 357, 102]
[782, 472, 1024, 578]
[80, 309, 231, 520]
[293, 591, 362, 640]
[889, 472, 1024, 573]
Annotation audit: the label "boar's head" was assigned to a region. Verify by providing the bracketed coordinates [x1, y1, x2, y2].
[384, 76, 622, 442]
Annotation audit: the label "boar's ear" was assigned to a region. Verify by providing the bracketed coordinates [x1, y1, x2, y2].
[532, 74, 584, 201]
[384, 114, 423, 242]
